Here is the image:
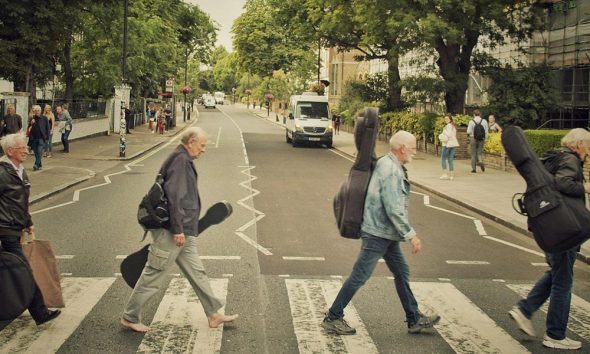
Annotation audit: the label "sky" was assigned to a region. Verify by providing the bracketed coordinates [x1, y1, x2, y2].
[186, 0, 247, 51]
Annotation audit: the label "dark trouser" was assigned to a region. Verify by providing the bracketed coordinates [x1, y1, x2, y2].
[470, 137, 485, 171]
[61, 130, 71, 152]
[30, 139, 45, 169]
[0, 236, 48, 321]
[517, 248, 577, 340]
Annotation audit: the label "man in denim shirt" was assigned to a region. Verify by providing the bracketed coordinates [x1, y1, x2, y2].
[323, 130, 440, 335]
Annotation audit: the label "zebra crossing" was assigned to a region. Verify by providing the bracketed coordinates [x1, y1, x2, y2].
[1, 276, 589, 353]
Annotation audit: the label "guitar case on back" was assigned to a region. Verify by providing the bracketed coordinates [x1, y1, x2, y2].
[333, 107, 379, 239]
[0, 247, 36, 321]
[501, 126, 590, 253]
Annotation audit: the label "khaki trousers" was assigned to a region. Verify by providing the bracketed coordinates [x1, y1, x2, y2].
[122, 229, 223, 323]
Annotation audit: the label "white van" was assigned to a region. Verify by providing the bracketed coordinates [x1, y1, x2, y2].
[285, 93, 333, 147]
[203, 95, 216, 109]
[214, 91, 225, 105]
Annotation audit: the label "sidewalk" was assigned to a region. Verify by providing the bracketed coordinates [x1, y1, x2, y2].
[247, 105, 590, 263]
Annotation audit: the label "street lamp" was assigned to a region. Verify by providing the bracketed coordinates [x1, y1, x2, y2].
[181, 85, 192, 123]
[265, 93, 274, 117]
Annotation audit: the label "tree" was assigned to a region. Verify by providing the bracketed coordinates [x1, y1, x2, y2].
[413, 0, 543, 113]
[213, 52, 240, 93]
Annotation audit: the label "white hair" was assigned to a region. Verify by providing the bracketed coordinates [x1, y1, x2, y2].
[0, 133, 26, 152]
[389, 130, 415, 150]
[32, 104, 41, 112]
[561, 128, 590, 149]
[181, 127, 208, 144]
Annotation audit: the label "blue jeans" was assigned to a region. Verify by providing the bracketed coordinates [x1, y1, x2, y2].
[328, 232, 419, 326]
[517, 248, 577, 340]
[441, 146, 455, 171]
[30, 139, 45, 169]
[61, 130, 71, 152]
[45, 133, 53, 153]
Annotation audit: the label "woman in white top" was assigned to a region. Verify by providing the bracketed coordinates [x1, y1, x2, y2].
[439, 114, 460, 180]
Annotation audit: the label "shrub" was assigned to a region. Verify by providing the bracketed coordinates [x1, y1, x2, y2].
[482, 129, 567, 156]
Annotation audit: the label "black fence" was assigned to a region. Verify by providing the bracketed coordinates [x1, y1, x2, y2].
[37, 99, 107, 119]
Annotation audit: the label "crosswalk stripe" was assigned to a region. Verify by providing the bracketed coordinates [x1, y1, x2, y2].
[285, 279, 378, 354]
[136, 278, 228, 354]
[0, 277, 115, 353]
[412, 282, 530, 354]
[507, 284, 590, 341]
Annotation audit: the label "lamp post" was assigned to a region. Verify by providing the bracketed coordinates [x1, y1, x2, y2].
[181, 85, 192, 123]
[119, 0, 129, 158]
[183, 47, 189, 122]
[265, 93, 274, 117]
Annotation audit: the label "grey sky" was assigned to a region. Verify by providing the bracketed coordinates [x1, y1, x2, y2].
[186, 0, 247, 51]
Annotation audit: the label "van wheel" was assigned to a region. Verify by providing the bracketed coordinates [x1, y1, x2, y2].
[286, 131, 292, 143]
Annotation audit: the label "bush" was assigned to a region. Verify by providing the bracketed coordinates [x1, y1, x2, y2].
[482, 129, 567, 156]
[379, 111, 438, 142]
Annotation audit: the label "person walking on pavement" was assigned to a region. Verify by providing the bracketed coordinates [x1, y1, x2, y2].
[42, 105, 55, 158]
[439, 114, 460, 180]
[27, 105, 49, 171]
[120, 127, 238, 333]
[56, 105, 72, 153]
[333, 114, 341, 135]
[0, 133, 61, 325]
[2, 104, 23, 136]
[322, 130, 440, 335]
[164, 105, 172, 132]
[508, 128, 590, 351]
[124, 106, 133, 134]
[467, 109, 488, 173]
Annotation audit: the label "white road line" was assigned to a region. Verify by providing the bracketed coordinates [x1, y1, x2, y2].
[483, 236, 545, 257]
[473, 220, 487, 236]
[115, 255, 127, 259]
[413, 282, 530, 354]
[531, 262, 548, 267]
[0, 277, 115, 353]
[446, 260, 490, 265]
[285, 279, 378, 354]
[328, 148, 355, 162]
[279, 274, 291, 278]
[330, 275, 343, 279]
[492, 279, 506, 283]
[507, 284, 590, 341]
[137, 278, 229, 354]
[426, 204, 476, 219]
[60, 272, 73, 276]
[55, 255, 75, 259]
[283, 257, 325, 261]
[219, 108, 248, 165]
[438, 278, 451, 282]
[200, 256, 241, 260]
[222, 274, 233, 277]
[215, 127, 221, 148]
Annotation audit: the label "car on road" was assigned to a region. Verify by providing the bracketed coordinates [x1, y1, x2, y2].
[203, 95, 216, 109]
[285, 92, 333, 148]
[214, 91, 225, 105]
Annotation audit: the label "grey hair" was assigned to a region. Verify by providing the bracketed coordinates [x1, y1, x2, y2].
[32, 105, 41, 112]
[389, 130, 415, 150]
[181, 127, 207, 144]
[0, 133, 26, 152]
[561, 128, 590, 149]
[6, 103, 15, 111]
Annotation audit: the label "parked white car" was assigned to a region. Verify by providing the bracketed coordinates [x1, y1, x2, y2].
[203, 95, 216, 109]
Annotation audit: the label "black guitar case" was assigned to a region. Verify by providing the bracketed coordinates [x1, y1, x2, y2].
[0, 247, 36, 321]
[501, 126, 590, 253]
[333, 107, 379, 239]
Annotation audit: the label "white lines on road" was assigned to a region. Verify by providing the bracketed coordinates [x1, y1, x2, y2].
[438, 278, 451, 282]
[219, 108, 249, 165]
[328, 148, 355, 162]
[446, 260, 490, 265]
[115, 255, 127, 259]
[483, 236, 544, 258]
[56, 255, 75, 259]
[282, 256, 325, 261]
[200, 256, 241, 260]
[330, 275, 343, 279]
[492, 279, 506, 283]
[215, 126, 222, 148]
[279, 274, 291, 278]
[60, 273, 73, 276]
[531, 262, 548, 266]
[473, 220, 487, 236]
[222, 274, 233, 277]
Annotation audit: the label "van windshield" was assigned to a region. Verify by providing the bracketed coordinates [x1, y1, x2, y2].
[296, 102, 329, 119]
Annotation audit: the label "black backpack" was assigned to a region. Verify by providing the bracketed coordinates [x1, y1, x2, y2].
[137, 173, 169, 238]
[472, 119, 486, 141]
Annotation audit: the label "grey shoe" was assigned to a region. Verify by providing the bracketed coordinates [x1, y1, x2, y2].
[508, 306, 536, 337]
[322, 315, 356, 335]
[408, 313, 441, 333]
[542, 334, 581, 350]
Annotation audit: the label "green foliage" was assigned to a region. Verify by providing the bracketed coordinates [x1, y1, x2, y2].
[401, 75, 446, 107]
[477, 62, 561, 128]
[380, 111, 438, 142]
[482, 129, 567, 156]
[484, 133, 503, 154]
[213, 51, 239, 93]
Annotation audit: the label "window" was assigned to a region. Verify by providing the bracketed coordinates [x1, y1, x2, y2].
[296, 102, 329, 119]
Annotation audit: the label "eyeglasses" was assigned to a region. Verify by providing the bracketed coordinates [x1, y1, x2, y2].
[11, 146, 27, 150]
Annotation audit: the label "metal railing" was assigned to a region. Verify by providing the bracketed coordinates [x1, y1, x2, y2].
[37, 99, 107, 119]
[536, 118, 590, 130]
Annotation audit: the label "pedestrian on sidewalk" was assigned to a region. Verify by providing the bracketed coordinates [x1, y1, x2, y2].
[164, 105, 172, 132]
[124, 106, 133, 134]
[466, 109, 488, 173]
[439, 114, 459, 180]
[27, 105, 49, 171]
[322, 130, 440, 336]
[56, 105, 72, 153]
[2, 104, 22, 136]
[120, 127, 238, 333]
[42, 105, 54, 158]
[508, 128, 590, 351]
[333, 114, 341, 135]
[0, 133, 61, 325]
[488, 115, 502, 134]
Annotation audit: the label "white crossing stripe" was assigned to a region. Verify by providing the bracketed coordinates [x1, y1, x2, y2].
[0, 277, 115, 353]
[136, 278, 229, 353]
[446, 260, 490, 265]
[507, 284, 590, 341]
[412, 282, 530, 354]
[285, 279, 378, 354]
[55, 255, 75, 259]
[282, 256, 325, 261]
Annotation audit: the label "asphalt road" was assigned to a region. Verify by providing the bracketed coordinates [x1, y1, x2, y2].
[1, 104, 589, 354]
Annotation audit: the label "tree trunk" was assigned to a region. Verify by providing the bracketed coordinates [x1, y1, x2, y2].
[386, 53, 403, 111]
[63, 35, 74, 104]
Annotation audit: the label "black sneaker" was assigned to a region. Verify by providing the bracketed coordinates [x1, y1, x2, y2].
[35, 309, 61, 325]
[480, 164, 485, 172]
[408, 313, 441, 333]
[322, 315, 356, 335]
[471, 170, 476, 173]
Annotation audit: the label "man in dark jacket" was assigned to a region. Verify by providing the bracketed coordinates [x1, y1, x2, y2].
[0, 133, 61, 324]
[2, 104, 22, 135]
[120, 127, 238, 333]
[28, 105, 49, 171]
[509, 128, 590, 350]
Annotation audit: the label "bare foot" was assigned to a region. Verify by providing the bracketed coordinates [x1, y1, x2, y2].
[208, 313, 239, 328]
[120, 318, 150, 333]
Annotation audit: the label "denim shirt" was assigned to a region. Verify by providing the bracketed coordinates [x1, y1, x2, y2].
[361, 153, 416, 241]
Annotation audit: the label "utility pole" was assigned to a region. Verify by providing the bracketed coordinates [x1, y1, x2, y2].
[184, 47, 188, 122]
[119, 0, 129, 158]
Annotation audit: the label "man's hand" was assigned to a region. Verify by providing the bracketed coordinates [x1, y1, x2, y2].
[24, 225, 35, 234]
[584, 182, 590, 194]
[410, 236, 422, 254]
[174, 233, 185, 247]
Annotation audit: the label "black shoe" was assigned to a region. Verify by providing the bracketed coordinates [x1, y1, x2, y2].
[408, 313, 441, 333]
[480, 164, 485, 172]
[35, 309, 61, 325]
[471, 170, 476, 173]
